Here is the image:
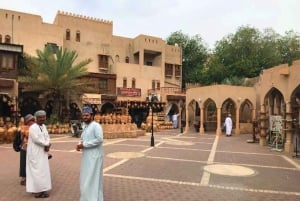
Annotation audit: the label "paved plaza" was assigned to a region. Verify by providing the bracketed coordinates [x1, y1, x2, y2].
[1, 129, 300, 201]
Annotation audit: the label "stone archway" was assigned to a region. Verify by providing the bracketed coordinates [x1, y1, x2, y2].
[19, 97, 41, 117]
[259, 87, 285, 146]
[69, 102, 81, 120]
[291, 86, 300, 153]
[221, 98, 236, 126]
[100, 102, 115, 114]
[186, 99, 199, 132]
[240, 99, 254, 123]
[0, 94, 12, 119]
[204, 99, 217, 132]
[239, 99, 255, 134]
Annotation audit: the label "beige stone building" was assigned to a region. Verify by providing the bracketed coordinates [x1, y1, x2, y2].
[185, 60, 300, 153]
[0, 8, 183, 123]
[2, 8, 299, 154]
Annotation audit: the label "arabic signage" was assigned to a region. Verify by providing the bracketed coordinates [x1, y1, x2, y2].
[117, 88, 141, 97]
[82, 93, 101, 104]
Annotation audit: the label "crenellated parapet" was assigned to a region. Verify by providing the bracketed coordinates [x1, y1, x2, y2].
[57, 10, 113, 24]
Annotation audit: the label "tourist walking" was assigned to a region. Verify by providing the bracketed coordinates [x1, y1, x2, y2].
[76, 106, 104, 201]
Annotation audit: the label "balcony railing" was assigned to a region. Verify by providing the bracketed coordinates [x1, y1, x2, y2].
[148, 87, 186, 96]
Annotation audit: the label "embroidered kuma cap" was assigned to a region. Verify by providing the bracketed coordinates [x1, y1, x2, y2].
[34, 110, 46, 117]
[82, 106, 93, 114]
[24, 114, 34, 124]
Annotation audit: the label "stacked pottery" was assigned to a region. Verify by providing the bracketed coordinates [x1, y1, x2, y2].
[7, 122, 17, 143]
[0, 117, 5, 143]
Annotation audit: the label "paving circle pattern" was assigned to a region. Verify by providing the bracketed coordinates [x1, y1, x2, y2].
[107, 152, 145, 159]
[204, 164, 256, 177]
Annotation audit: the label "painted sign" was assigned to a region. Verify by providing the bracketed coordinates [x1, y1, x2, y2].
[117, 88, 141, 97]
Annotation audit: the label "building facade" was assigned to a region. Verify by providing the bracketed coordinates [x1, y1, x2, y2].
[185, 60, 300, 153]
[0, 8, 183, 122]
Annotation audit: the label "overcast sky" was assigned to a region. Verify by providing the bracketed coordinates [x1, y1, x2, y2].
[1, 0, 299, 48]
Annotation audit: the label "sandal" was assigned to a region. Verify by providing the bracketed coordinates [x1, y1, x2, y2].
[20, 179, 26, 186]
[34, 192, 49, 198]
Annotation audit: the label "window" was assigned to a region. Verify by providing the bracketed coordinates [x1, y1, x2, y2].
[125, 56, 129, 63]
[66, 29, 71, 40]
[98, 55, 109, 69]
[132, 78, 136, 89]
[152, 80, 155, 90]
[175, 65, 181, 77]
[0, 35, 2, 43]
[146, 61, 152, 66]
[157, 81, 160, 89]
[0, 53, 15, 70]
[123, 78, 127, 88]
[115, 55, 119, 62]
[76, 31, 80, 42]
[165, 63, 173, 76]
[45, 43, 58, 53]
[5, 35, 11, 43]
[99, 79, 108, 90]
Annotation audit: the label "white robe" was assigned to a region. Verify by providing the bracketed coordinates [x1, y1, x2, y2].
[80, 121, 104, 201]
[172, 114, 179, 128]
[224, 117, 233, 135]
[26, 123, 51, 193]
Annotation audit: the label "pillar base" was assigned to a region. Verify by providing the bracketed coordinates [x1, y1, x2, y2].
[284, 142, 294, 153]
[259, 137, 267, 146]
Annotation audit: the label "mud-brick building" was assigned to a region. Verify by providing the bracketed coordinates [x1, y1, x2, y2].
[185, 60, 300, 153]
[0, 8, 183, 124]
[0, 43, 23, 123]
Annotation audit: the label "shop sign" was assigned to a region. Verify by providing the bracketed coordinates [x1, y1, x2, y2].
[82, 93, 101, 104]
[117, 88, 141, 97]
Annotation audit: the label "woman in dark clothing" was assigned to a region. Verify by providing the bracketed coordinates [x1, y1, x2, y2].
[19, 114, 35, 185]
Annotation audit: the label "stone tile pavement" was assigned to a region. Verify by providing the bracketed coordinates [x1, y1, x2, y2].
[1, 129, 300, 201]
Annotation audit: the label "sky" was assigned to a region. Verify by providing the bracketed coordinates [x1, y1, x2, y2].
[1, 0, 299, 48]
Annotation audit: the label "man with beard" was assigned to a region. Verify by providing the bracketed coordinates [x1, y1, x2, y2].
[26, 110, 51, 198]
[76, 106, 104, 201]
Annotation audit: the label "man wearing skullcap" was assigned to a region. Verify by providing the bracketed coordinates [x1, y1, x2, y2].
[26, 110, 52, 198]
[76, 106, 104, 201]
[224, 113, 233, 136]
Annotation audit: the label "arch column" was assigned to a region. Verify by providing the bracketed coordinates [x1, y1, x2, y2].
[252, 108, 256, 121]
[235, 105, 240, 135]
[284, 101, 294, 153]
[200, 107, 205, 134]
[259, 104, 267, 146]
[178, 103, 182, 131]
[185, 103, 190, 132]
[216, 107, 222, 136]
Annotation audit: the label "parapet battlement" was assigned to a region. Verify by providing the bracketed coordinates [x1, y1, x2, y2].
[57, 10, 113, 24]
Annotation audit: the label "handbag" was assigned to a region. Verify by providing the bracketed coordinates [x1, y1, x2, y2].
[13, 131, 22, 152]
[222, 125, 226, 132]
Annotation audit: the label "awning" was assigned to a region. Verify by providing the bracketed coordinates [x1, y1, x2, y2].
[82, 93, 101, 104]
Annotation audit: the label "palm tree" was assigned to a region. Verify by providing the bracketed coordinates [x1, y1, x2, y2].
[19, 45, 92, 122]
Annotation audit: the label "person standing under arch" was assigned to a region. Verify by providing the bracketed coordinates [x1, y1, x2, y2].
[224, 113, 233, 136]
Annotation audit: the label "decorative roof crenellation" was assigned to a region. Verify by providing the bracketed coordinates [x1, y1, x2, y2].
[57, 10, 112, 24]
